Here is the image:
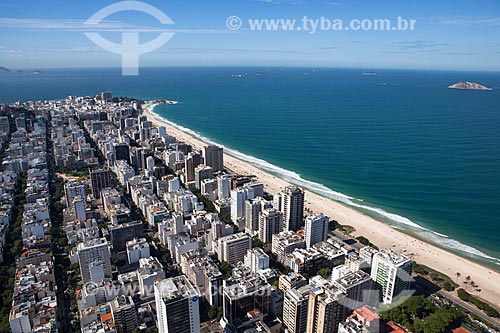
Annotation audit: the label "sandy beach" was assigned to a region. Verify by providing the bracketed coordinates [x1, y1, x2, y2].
[143, 105, 500, 308]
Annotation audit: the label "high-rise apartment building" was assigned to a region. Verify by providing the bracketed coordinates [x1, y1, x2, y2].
[217, 175, 230, 200]
[0, 116, 10, 134]
[370, 249, 413, 304]
[77, 238, 112, 284]
[202, 145, 224, 172]
[110, 295, 138, 333]
[109, 220, 145, 252]
[258, 208, 283, 244]
[64, 180, 86, 207]
[280, 186, 305, 231]
[283, 285, 312, 333]
[304, 213, 329, 248]
[90, 168, 111, 199]
[332, 270, 375, 311]
[184, 152, 203, 182]
[217, 233, 252, 265]
[154, 276, 200, 333]
[306, 286, 346, 333]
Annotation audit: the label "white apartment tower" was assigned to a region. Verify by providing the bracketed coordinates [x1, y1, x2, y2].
[244, 248, 270, 273]
[77, 238, 112, 284]
[370, 249, 414, 304]
[304, 213, 329, 248]
[217, 233, 252, 265]
[230, 187, 254, 224]
[217, 175, 230, 200]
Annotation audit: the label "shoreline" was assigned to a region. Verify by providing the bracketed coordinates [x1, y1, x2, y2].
[143, 102, 500, 308]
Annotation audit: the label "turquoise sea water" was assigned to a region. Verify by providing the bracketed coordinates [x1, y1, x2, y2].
[1, 67, 499, 268]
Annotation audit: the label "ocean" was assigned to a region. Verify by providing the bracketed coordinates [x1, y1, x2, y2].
[1, 67, 499, 268]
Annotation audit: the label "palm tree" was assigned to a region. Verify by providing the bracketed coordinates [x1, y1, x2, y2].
[455, 272, 461, 283]
[465, 275, 471, 290]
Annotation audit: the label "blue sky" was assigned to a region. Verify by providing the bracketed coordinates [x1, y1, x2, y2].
[0, 0, 499, 71]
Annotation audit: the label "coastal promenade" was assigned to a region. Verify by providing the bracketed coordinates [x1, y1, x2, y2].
[143, 104, 500, 308]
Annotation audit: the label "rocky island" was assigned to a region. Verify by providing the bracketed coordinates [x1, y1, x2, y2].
[0, 66, 44, 75]
[448, 81, 492, 91]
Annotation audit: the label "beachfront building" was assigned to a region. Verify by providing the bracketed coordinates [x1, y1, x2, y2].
[202, 145, 224, 172]
[279, 186, 305, 231]
[304, 213, 329, 248]
[370, 249, 413, 304]
[154, 276, 200, 333]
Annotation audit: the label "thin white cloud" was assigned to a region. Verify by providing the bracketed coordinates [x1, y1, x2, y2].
[391, 40, 448, 50]
[0, 46, 310, 56]
[435, 16, 500, 26]
[0, 18, 226, 33]
[256, 0, 303, 4]
[156, 47, 310, 55]
[443, 51, 479, 56]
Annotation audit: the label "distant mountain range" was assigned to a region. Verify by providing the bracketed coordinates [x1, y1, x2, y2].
[0, 66, 44, 74]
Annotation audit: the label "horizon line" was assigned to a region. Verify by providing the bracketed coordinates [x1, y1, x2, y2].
[1, 65, 500, 74]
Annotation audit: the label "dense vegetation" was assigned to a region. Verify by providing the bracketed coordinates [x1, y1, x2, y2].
[318, 267, 331, 279]
[0, 172, 26, 331]
[381, 296, 463, 333]
[413, 263, 457, 291]
[457, 289, 499, 318]
[355, 235, 378, 249]
[329, 219, 355, 235]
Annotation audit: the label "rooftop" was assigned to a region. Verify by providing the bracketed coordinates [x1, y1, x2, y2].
[156, 275, 198, 301]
